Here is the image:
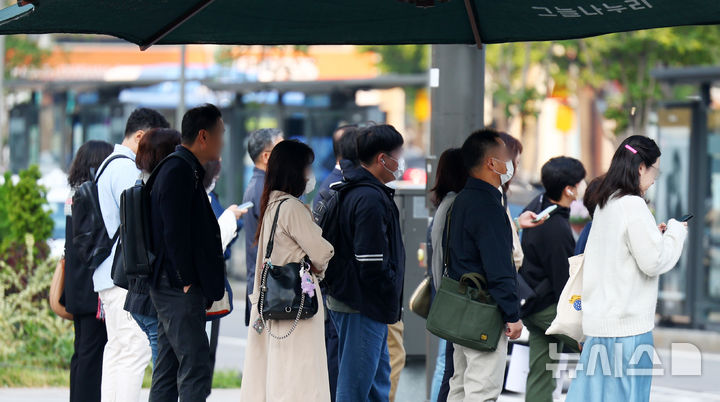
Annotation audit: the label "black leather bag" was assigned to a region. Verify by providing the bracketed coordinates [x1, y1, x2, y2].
[257, 198, 318, 339]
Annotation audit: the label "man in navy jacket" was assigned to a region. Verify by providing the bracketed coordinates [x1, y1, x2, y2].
[446, 128, 522, 401]
[148, 104, 226, 402]
[325, 124, 406, 401]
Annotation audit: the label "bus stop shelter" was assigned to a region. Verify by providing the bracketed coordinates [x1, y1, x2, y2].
[2, 0, 720, 397]
[0, 0, 719, 167]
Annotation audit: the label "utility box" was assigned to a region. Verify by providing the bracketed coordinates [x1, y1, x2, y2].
[393, 183, 434, 357]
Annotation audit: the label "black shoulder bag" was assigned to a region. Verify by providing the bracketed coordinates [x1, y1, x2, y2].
[257, 198, 318, 339]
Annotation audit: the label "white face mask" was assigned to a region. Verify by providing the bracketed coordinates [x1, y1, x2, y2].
[491, 158, 514, 186]
[304, 173, 316, 195]
[383, 155, 406, 181]
[205, 178, 217, 194]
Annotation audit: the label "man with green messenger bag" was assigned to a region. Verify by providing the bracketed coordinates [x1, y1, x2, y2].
[426, 128, 522, 401]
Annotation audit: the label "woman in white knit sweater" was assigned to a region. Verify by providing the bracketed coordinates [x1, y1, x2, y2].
[566, 135, 687, 402]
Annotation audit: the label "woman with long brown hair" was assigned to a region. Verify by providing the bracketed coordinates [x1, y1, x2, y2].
[240, 140, 334, 402]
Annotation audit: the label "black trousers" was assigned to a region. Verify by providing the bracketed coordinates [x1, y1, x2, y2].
[70, 313, 107, 402]
[149, 280, 211, 402]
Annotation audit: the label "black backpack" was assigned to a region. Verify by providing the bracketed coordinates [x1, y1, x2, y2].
[72, 155, 131, 271]
[312, 181, 378, 288]
[112, 150, 198, 288]
[313, 181, 354, 245]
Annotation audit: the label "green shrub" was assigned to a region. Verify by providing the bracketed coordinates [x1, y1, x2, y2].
[0, 165, 53, 265]
[0, 235, 73, 370]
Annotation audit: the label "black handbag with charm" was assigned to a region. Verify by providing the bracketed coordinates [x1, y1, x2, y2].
[256, 198, 318, 339]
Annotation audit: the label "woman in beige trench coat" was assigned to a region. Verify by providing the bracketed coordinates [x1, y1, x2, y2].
[240, 140, 335, 402]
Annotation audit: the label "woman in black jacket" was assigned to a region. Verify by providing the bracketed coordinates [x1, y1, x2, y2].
[64, 140, 113, 402]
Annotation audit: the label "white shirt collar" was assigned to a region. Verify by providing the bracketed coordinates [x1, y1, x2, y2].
[114, 143, 137, 160]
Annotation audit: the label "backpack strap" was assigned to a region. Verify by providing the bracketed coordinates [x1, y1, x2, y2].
[94, 154, 132, 184]
[264, 198, 290, 260]
[94, 154, 132, 241]
[442, 203, 454, 277]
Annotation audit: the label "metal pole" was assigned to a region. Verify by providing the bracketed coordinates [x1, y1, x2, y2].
[428, 44, 485, 190]
[425, 44, 485, 399]
[176, 45, 187, 128]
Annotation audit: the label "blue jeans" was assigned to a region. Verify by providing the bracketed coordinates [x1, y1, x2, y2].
[330, 311, 391, 402]
[132, 313, 158, 367]
[430, 339, 447, 402]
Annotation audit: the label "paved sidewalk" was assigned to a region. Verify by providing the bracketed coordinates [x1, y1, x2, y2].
[3, 386, 720, 402]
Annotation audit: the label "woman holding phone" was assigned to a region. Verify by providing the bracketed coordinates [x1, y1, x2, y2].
[566, 136, 688, 402]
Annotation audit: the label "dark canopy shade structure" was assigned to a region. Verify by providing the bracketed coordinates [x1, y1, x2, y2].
[0, 0, 719, 49]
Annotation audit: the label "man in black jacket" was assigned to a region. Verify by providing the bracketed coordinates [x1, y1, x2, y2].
[148, 104, 226, 402]
[325, 124, 406, 402]
[446, 128, 522, 400]
[519, 156, 585, 402]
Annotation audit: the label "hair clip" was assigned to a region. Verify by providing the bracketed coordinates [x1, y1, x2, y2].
[624, 144, 638, 154]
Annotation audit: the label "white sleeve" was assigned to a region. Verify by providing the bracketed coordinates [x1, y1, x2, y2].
[217, 208, 238, 251]
[625, 197, 687, 277]
[110, 159, 141, 207]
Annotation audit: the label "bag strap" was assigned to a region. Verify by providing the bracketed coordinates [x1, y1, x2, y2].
[94, 154, 132, 184]
[95, 154, 131, 243]
[459, 273, 491, 302]
[460, 273, 488, 291]
[264, 198, 290, 260]
[442, 203, 454, 276]
[111, 227, 121, 242]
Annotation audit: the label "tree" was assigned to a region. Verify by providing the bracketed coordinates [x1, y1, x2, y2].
[549, 26, 720, 136]
[358, 44, 429, 108]
[5, 35, 49, 78]
[485, 26, 720, 139]
[359, 45, 429, 75]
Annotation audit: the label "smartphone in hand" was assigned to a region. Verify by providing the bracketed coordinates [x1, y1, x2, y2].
[532, 205, 558, 223]
[238, 201, 254, 211]
[679, 214, 694, 223]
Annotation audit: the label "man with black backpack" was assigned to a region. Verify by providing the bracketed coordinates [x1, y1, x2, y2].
[90, 108, 169, 402]
[148, 104, 226, 402]
[322, 124, 406, 401]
